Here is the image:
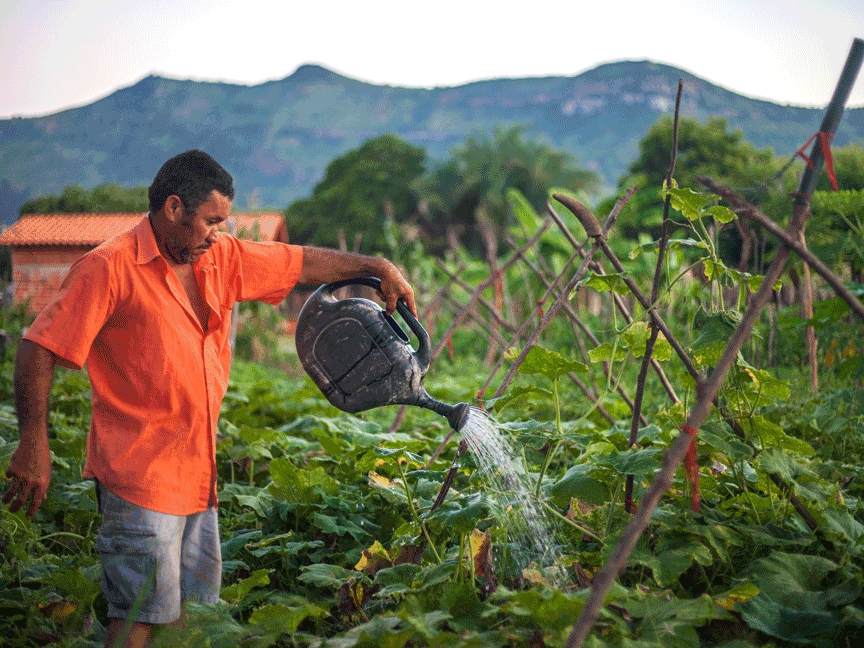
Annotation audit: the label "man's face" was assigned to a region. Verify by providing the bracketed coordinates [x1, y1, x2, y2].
[163, 191, 232, 265]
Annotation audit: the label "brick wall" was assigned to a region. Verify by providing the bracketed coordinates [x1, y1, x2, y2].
[12, 246, 94, 314]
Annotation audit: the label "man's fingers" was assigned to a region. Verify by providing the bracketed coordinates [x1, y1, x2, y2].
[2, 476, 44, 516]
[6, 481, 33, 514]
[2, 474, 23, 505]
[26, 486, 46, 518]
[402, 291, 418, 318]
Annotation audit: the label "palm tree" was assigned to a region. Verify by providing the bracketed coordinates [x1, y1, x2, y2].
[417, 126, 599, 253]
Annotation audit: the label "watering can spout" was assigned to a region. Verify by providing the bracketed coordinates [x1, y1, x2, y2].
[413, 391, 471, 431]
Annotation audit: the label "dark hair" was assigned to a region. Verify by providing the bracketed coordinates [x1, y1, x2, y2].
[148, 150, 235, 214]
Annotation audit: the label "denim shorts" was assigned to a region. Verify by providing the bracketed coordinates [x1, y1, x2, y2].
[94, 481, 222, 624]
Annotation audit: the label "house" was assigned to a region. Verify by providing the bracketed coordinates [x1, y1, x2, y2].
[0, 212, 288, 313]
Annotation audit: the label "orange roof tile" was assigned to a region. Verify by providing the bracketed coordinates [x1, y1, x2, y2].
[0, 212, 287, 247]
[0, 214, 144, 247]
[223, 214, 287, 242]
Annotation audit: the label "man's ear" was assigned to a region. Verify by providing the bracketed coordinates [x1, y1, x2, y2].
[162, 195, 184, 224]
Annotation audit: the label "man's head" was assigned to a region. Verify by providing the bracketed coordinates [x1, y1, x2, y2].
[148, 150, 235, 265]
[148, 149, 234, 215]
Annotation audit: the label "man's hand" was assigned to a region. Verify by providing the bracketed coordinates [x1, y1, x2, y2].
[3, 339, 57, 518]
[298, 247, 418, 317]
[377, 265, 417, 318]
[3, 439, 52, 517]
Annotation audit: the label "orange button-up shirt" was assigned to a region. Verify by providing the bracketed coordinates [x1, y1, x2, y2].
[24, 216, 303, 515]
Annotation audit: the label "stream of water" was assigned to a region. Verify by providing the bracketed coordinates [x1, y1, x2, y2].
[459, 406, 565, 585]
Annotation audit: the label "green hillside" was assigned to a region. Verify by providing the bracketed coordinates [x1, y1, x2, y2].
[0, 60, 861, 223]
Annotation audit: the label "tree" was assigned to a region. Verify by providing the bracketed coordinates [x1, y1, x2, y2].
[628, 116, 776, 191]
[417, 126, 600, 253]
[605, 116, 785, 266]
[284, 134, 426, 253]
[20, 183, 149, 214]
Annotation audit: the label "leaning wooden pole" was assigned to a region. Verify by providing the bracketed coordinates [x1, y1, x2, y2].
[564, 38, 864, 648]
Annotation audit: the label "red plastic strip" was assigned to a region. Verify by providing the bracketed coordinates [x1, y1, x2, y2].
[681, 424, 701, 513]
[795, 132, 838, 191]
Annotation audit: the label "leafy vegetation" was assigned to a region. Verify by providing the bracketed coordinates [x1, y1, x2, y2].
[20, 184, 148, 215]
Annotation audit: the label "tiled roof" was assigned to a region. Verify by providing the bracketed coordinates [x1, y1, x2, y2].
[0, 213, 286, 246]
[224, 214, 287, 242]
[0, 214, 144, 246]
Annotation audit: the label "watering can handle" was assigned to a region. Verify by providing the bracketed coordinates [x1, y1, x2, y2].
[319, 277, 431, 373]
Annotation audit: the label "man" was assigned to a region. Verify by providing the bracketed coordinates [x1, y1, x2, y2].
[2, 150, 416, 647]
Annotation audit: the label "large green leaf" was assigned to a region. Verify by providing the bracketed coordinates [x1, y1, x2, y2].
[298, 563, 356, 589]
[588, 342, 627, 363]
[426, 492, 491, 535]
[489, 385, 553, 413]
[749, 552, 838, 610]
[739, 593, 839, 642]
[576, 271, 630, 296]
[496, 588, 585, 632]
[629, 542, 713, 587]
[739, 416, 814, 456]
[268, 457, 339, 504]
[323, 615, 413, 648]
[46, 567, 100, 607]
[517, 345, 588, 381]
[625, 594, 732, 646]
[248, 600, 328, 634]
[667, 187, 718, 221]
[621, 321, 672, 361]
[597, 447, 664, 476]
[546, 464, 611, 506]
[312, 513, 369, 541]
[220, 568, 271, 603]
[691, 310, 740, 367]
[698, 421, 753, 462]
[754, 447, 816, 483]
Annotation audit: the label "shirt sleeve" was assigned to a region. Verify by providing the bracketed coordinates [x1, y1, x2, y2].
[228, 238, 304, 305]
[23, 252, 116, 370]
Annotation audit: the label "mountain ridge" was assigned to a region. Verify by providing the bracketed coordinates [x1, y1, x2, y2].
[1, 60, 861, 224]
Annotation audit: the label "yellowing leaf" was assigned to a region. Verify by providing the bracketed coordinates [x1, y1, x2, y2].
[39, 600, 78, 624]
[349, 580, 365, 610]
[368, 471, 391, 488]
[354, 540, 392, 576]
[522, 567, 551, 587]
[714, 583, 760, 611]
[470, 529, 492, 577]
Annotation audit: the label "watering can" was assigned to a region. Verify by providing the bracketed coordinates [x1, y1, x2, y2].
[295, 277, 470, 431]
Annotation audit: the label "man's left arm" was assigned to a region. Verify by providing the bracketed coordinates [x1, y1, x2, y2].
[297, 246, 417, 317]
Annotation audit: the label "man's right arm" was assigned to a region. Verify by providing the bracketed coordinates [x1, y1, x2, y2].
[2, 339, 57, 517]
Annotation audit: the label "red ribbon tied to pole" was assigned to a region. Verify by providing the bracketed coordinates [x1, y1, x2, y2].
[795, 132, 839, 191]
[681, 424, 701, 512]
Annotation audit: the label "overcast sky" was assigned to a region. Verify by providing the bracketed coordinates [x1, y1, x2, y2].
[1, 0, 863, 119]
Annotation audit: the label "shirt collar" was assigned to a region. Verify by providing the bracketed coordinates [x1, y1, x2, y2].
[135, 214, 162, 265]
